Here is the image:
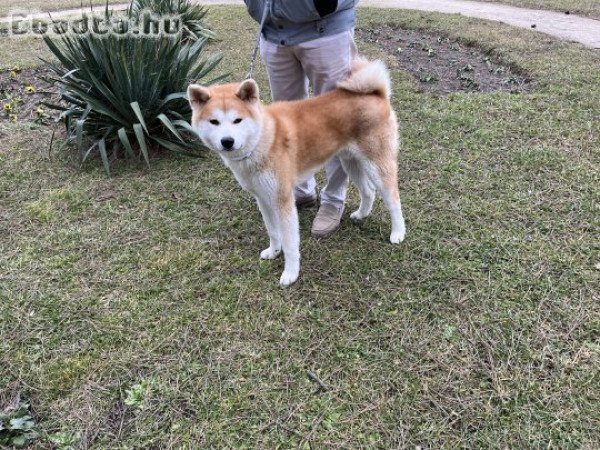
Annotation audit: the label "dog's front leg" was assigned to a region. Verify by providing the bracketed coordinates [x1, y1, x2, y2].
[256, 196, 282, 260]
[277, 194, 300, 287]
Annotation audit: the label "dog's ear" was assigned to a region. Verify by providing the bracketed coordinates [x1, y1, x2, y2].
[237, 79, 260, 103]
[187, 84, 210, 110]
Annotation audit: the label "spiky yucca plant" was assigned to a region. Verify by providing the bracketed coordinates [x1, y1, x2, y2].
[128, 0, 214, 41]
[43, 16, 222, 175]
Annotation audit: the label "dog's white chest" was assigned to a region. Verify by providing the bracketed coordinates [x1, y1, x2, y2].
[226, 161, 277, 198]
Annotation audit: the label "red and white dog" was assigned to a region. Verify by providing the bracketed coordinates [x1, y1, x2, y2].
[188, 59, 406, 286]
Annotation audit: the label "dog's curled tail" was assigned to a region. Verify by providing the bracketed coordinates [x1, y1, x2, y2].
[338, 58, 391, 99]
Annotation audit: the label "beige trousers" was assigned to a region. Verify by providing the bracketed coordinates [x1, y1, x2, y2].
[259, 30, 357, 207]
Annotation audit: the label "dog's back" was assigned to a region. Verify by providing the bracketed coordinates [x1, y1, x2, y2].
[264, 60, 397, 173]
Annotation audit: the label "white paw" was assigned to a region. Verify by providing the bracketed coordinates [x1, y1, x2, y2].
[260, 247, 281, 260]
[279, 270, 299, 287]
[350, 210, 366, 222]
[390, 230, 405, 244]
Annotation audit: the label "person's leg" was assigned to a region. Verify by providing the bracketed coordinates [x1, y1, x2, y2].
[296, 31, 357, 235]
[259, 37, 317, 203]
[298, 30, 357, 98]
[260, 36, 308, 101]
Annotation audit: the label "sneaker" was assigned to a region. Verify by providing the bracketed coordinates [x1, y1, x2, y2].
[295, 192, 318, 209]
[311, 203, 344, 238]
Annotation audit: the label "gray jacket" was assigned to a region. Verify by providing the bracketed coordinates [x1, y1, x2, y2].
[244, 0, 358, 46]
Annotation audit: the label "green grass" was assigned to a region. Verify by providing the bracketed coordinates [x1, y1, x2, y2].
[0, 0, 125, 17]
[1, 5, 599, 448]
[0, 34, 56, 70]
[478, 0, 600, 18]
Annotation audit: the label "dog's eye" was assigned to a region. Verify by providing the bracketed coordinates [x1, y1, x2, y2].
[209, 119, 220, 125]
[233, 118, 243, 124]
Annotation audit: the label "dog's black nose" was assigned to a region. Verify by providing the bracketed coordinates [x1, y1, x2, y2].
[221, 137, 235, 150]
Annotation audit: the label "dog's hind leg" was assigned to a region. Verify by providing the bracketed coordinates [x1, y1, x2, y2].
[341, 155, 377, 221]
[379, 165, 406, 244]
[277, 189, 301, 286]
[369, 157, 406, 244]
[383, 185, 406, 244]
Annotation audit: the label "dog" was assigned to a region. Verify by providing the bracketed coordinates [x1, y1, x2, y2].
[187, 59, 406, 286]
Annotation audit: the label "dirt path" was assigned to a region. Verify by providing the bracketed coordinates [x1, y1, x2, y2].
[1, 0, 599, 49]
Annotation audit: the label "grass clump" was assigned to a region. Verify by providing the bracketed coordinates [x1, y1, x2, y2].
[124, 377, 163, 409]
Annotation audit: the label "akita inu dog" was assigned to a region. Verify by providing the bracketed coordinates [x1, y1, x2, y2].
[187, 59, 405, 286]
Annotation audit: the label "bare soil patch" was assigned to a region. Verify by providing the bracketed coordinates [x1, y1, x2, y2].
[0, 67, 59, 124]
[356, 25, 532, 95]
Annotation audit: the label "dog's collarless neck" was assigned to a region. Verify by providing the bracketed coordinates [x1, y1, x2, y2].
[228, 152, 253, 162]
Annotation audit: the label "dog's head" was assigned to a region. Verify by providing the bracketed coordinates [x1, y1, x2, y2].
[187, 80, 262, 159]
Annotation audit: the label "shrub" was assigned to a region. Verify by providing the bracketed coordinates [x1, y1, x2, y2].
[43, 11, 222, 175]
[128, 0, 215, 42]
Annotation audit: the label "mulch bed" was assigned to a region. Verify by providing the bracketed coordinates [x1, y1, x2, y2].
[0, 67, 61, 125]
[356, 25, 532, 95]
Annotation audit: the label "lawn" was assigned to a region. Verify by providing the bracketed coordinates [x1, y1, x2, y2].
[479, 0, 600, 18]
[0, 0, 125, 17]
[1, 4, 599, 449]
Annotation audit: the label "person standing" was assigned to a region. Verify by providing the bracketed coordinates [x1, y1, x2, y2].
[244, 0, 358, 238]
